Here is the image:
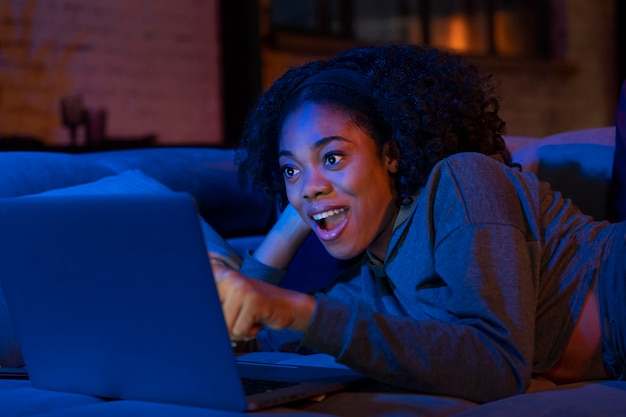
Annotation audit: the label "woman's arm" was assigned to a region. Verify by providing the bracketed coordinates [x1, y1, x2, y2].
[301, 223, 536, 403]
[215, 222, 536, 402]
[251, 204, 311, 270]
[236, 204, 311, 285]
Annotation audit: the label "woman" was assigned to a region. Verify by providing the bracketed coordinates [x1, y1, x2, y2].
[212, 44, 625, 403]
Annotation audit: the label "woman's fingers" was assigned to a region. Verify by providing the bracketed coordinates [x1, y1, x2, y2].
[213, 265, 317, 340]
[214, 265, 249, 336]
[231, 308, 263, 341]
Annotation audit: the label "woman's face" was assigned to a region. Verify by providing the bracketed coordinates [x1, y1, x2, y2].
[279, 102, 399, 260]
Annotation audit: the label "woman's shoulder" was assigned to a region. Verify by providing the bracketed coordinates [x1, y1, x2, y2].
[422, 152, 542, 229]
[440, 151, 510, 173]
[432, 152, 536, 191]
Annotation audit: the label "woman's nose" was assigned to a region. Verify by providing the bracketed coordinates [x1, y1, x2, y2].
[301, 169, 331, 200]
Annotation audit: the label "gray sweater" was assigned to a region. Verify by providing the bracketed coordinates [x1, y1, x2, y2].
[243, 152, 622, 403]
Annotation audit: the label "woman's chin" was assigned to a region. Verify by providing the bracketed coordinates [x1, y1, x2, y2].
[322, 242, 362, 261]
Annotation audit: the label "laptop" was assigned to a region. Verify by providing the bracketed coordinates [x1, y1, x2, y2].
[0, 192, 364, 412]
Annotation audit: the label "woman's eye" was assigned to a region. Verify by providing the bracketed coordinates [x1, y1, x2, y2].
[324, 153, 344, 166]
[281, 166, 300, 179]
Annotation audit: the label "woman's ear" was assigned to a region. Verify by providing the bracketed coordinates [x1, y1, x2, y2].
[383, 141, 400, 174]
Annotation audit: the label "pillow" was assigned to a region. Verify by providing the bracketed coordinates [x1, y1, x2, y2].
[511, 127, 616, 220]
[612, 80, 626, 221]
[31, 169, 242, 266]
[38, 169, 173, 196]
[0, 170, 241, 367]
[511, 127, 615, 175]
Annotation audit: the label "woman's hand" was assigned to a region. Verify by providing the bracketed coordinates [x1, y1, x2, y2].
[212, 263, 317, 341]
[252, 204, 311, 270]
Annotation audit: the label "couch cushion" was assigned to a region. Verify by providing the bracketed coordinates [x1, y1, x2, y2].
[39, 169, 171, 195]
[612, 80, 626, 221]
[0, 379, 104, 417]
[0, 152, 115, 198]
[1, 380, 337, 417]
[453, 381, 626, 417]
[294, 389, 476, 417]
[510, 127, 616, 220]
[33, 399, 336, 417]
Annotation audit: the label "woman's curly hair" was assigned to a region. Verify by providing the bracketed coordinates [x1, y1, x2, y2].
[236, 44, 510, 207]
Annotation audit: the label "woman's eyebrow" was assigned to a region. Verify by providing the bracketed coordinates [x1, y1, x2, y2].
[315, 135, 349, 148]
[279, 136, 349, 157]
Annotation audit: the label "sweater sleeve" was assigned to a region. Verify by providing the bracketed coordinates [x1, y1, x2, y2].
[301, 154, 541, 403]
[238, 251, 286, 285]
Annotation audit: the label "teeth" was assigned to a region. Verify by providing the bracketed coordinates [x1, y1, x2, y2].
[312, 207, 346, 221]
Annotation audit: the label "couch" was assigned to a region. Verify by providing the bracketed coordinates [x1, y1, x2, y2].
[0, 122, 624, 417]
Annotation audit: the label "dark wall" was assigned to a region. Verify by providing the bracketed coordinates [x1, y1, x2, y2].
[220, 1, 262, 148]
[618, 0, 626, 83]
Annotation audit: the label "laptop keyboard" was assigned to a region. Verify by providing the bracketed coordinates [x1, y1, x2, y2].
[241, 377, 299, 396]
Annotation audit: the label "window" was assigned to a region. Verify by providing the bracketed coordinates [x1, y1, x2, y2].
[268, 0, 554, 59]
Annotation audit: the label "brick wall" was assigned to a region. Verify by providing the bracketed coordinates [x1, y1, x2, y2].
[493, 0, 618, 137]
[0, 0, 222, 146]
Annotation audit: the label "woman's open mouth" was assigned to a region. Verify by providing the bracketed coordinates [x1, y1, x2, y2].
[311, 207, 349, 240]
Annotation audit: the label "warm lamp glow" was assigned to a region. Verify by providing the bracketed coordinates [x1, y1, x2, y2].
[431, 13, 488, 55]
[452, 15, 472, 51]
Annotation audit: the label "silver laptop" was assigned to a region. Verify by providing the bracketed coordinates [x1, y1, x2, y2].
[0, 192, 363, 412]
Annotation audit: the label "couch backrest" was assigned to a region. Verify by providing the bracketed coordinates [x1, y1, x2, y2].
[0, 147, 275, 238]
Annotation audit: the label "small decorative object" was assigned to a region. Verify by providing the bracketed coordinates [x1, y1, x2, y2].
[60, 95, 85, 147]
